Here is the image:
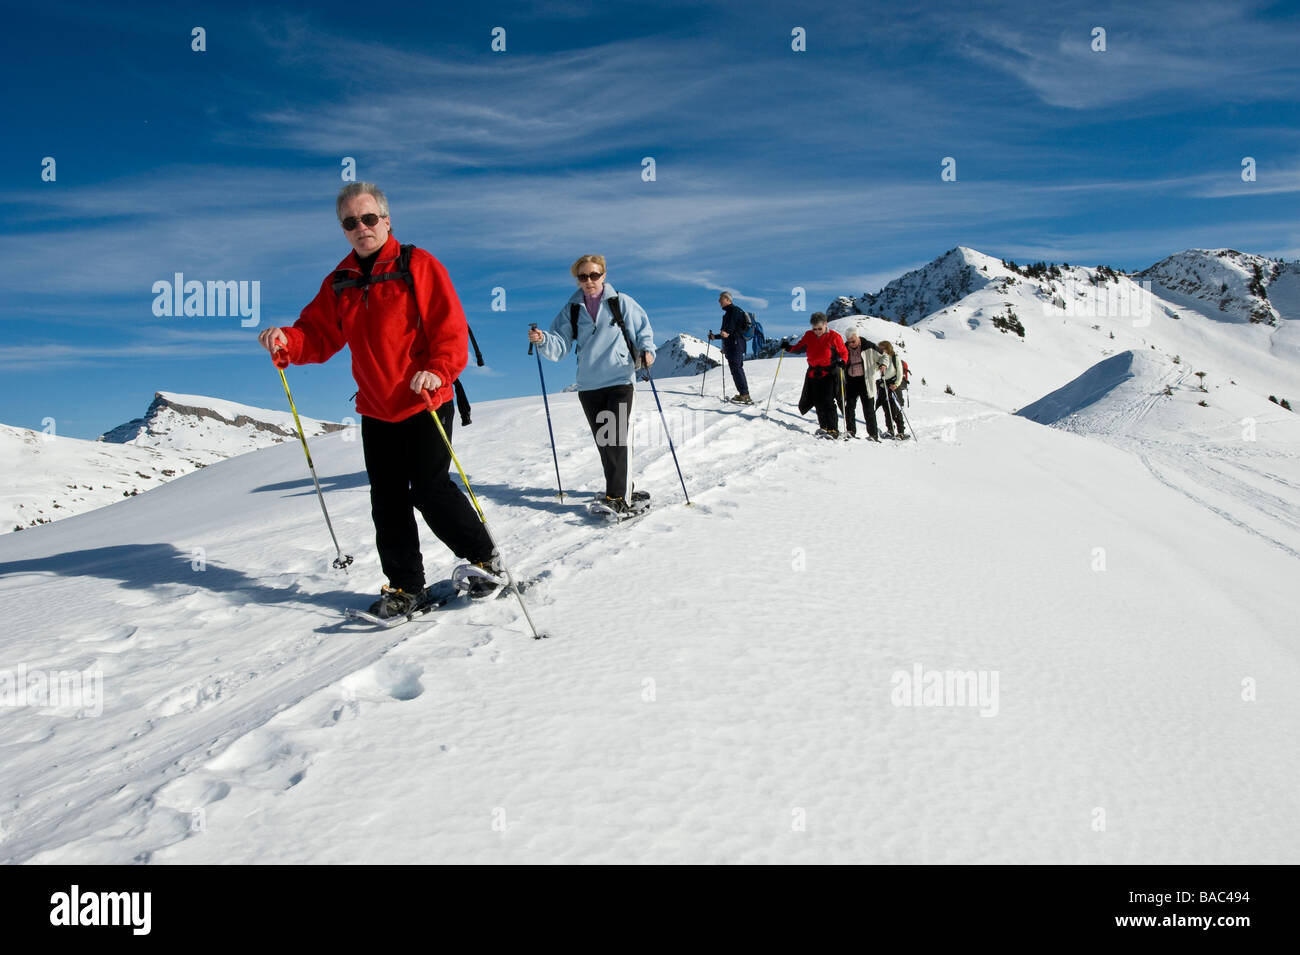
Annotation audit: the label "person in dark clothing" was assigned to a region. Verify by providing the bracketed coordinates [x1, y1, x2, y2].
[876, 340, 909, 439]
[257, 182, 503, 616]
[784, 312, 849, 436]
[843, 329, 882, 440]
[710, 291, 752, 403]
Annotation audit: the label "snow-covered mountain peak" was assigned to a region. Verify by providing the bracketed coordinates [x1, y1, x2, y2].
[3, 392, 347, 534]
[653, 333, 719, 378]
[827, 246, 1018, 323]
[1137, 249, 1298, 325]
[100, 391, 343, 455]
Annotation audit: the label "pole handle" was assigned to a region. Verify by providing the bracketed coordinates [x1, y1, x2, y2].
[527, 323, 537, 356]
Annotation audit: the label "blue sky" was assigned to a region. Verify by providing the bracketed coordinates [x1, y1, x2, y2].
[3, 0, 1299, 438]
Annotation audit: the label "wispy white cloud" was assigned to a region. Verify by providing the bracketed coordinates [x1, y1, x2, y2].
[948, 1, 1300, 111]
[0, 328, 257, 371]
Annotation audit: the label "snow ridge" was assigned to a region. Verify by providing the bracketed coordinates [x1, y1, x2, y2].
[101, 391, 343, 451]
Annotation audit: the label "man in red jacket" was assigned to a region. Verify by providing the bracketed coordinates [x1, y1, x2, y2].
[784, 312, 849, 437]
[257, 183, 500, 617]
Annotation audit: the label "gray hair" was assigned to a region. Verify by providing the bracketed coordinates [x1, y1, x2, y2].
[336, 182, 390, 220]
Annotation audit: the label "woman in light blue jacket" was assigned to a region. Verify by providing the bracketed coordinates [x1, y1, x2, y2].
[527, 255, 657, 514]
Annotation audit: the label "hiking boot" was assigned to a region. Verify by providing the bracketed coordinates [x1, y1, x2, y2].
[629, 483, 650, 503]
[367, 585, 421, 619]
[604, 495, 632, 515]
[731, 393, 754, 404]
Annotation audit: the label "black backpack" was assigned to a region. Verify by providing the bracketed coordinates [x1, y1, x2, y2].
[333, 243, 482, 423]
[331, 244, 484, 365]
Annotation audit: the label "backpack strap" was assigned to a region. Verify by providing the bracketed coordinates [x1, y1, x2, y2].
[332, 243, 416, 295]
[606, 294, 642, 367]
[569, 302, 581, 341]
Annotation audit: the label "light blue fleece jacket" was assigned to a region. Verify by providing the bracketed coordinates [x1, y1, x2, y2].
[536, 283, 657, 392]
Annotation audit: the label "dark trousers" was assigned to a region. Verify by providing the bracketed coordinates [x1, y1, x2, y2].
[361, 403, 493, 592]
[807, 372, 839, 432]
[579, 384, 634, 500]
[724, 342, 749, 395]
[844, 374, 879, 438]
[877, 383, 906, 434]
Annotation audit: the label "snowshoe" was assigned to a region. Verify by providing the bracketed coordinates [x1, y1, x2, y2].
[452, 556, 507, 599]
[348, 583, 451, 627]
[367, 585, 423, 619]
[730, 393, 754, 404]
[588, 494, 652, 522]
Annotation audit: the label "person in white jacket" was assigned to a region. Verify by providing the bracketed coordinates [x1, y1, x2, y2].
[843, 329, 883, 440]
[875, 340, 908, 439]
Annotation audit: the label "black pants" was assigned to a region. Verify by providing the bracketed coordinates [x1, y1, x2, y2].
[844, 374, 879, 438]
[877, 383, 906, 434]
[579, 384, 634, 500]
[724, 342, 749, 396]
[807, 372, 839, 431]
[361, 403, 493, 592]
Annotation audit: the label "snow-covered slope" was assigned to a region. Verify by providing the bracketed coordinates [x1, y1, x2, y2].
[1, 349, 1297, 864]
[0, 425, 209, 534]
[1018, 348, 1300, 559]
[1, 393, 346, 535]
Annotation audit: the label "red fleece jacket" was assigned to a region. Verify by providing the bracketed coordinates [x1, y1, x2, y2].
[789, 329, 848, 375]
[281, 235, 467, 422]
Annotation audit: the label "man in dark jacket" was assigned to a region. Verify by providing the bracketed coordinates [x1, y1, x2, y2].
[257, 183, 503, 616]
[710, 292, 752, 403]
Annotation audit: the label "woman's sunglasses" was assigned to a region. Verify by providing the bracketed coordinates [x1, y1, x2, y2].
[576, 271, 604, 282]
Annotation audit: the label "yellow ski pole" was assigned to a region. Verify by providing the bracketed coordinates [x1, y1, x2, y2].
[275, 359, 353, 570]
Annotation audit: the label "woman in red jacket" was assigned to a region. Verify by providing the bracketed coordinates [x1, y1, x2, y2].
[257, 183, 502, 617]
[784, 312, 849, 437]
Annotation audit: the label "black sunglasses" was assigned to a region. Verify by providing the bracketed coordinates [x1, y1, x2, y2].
[341, 213, 385, 231]
[576, 271, 604, 282]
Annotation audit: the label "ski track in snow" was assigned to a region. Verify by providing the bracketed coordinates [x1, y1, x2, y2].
[1045, 357, 1300, 560]
[2, 347, 1299, 864]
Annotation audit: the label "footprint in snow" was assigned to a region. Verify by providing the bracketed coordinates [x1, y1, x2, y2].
[373, 659, 425, 701]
